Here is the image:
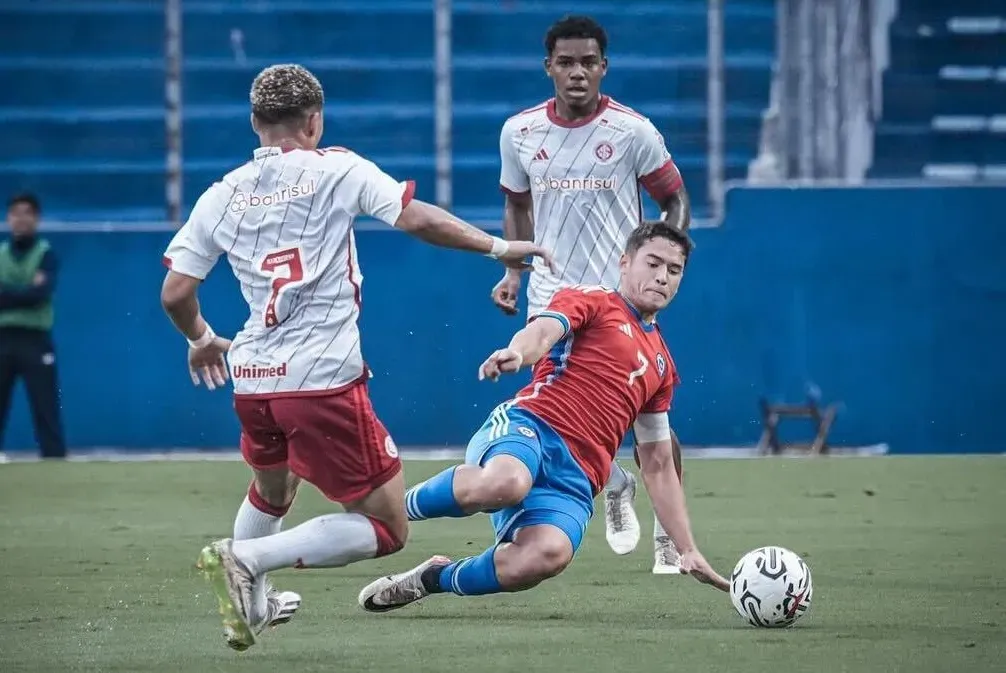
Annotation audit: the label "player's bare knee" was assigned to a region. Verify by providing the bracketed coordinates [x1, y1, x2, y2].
[251, 470, 298, 511]
[527, 538, 573, 580]
[366, 514, 407, 558]
[501, 534, 573, 588]
[474, 471, 529, 509]
[455, 464, 531, 510]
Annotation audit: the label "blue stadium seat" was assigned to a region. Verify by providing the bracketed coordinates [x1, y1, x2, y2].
[870, 5, 1006, 179]
[0, 0, 775, 224]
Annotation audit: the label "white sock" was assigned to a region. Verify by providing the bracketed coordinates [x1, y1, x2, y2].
[232, 513, 378, 576]
[233, 495, 284, 540]
[605, 461, 629, 492]
[232, 495, 285, 619]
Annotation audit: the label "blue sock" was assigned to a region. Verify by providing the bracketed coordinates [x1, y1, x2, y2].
[437, 545, 503, 596]
[405, 466, 465, 521]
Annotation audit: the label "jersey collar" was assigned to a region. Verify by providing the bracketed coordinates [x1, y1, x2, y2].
[617, 292, 657, 332]
[546, 95, 610, 128]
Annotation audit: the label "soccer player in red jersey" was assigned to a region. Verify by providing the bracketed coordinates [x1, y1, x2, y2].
[358, 221, 728, 612]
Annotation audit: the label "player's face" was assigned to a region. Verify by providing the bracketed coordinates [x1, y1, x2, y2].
[619, 237, 686, 314]
[6, 202, 38, 239]
[545, 38, 607, 110]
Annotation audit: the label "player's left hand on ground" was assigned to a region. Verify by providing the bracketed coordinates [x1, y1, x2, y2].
[679, 549, 730, 592]
[497, 241, 557, 275]
[478, 348, 524, 382]
[188, 337, 232, 390]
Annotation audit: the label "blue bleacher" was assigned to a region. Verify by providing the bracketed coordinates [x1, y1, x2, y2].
[0, 0, 775, 224]
[870, 0, 1006, 180]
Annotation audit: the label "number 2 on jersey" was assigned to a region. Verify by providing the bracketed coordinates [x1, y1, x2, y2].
[260, 247, 304, 327]
[628, 350, 648, 386]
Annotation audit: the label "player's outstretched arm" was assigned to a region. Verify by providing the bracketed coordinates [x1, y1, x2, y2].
[477, 315, 566, 381]
[395, 199, 555, 272]
[635, 428, 729, 592]
[161, 270, 231, 390]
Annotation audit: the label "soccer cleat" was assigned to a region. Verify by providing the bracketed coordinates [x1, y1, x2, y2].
[652, 521, 683, 575]
[358, 555, 452, 613]
[604, 470, 641, 555]
[196, 539, 257, 652]
[221, 585, 301, 650]
[261, 587, 301, 629]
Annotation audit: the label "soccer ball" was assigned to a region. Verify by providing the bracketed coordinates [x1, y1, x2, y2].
[729, 546, 813, 628]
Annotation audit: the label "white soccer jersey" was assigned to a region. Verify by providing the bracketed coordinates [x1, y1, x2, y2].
[499, 96, 683, 316]
[163, 145, 414, 397]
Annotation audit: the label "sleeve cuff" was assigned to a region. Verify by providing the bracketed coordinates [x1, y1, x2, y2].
[534, 310, 571, 337]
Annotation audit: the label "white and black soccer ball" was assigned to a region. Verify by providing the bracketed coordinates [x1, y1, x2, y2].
[729, 546, 813, 628]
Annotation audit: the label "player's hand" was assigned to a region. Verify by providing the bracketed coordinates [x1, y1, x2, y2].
[491, 268, 522, 316]
[679, 549, 730, 592]
[188, 337, 232, 390]
[497, 241, 557, 275]
[478, 348, 524, 382]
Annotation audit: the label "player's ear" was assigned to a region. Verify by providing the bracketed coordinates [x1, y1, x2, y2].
[618, 252, 630, 273]
[543, 57, 551, 76]
[308, 110, 323, 142]
[600, 57, 608, 77]
[250, 113, 259, 134]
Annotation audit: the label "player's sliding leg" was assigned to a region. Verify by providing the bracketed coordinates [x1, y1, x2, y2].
[231, 470, 303, 635]
[361, 407, 595, 611]
[199, 471, 408, 650]
[651, 429, 684, 574]
[603, 459, 641, 554]
[405, 452, 533, 522]
[359, 523, 576, 611]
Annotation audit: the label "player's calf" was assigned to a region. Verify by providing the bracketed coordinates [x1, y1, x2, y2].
[406, 453, 533, 521]
[491, 525, 573, 590]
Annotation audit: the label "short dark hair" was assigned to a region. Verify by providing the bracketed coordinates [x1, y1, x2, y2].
[7, 192, 40, 215]
[250, 64, 325, 126]
[545, 15, 608, 56]
[625, 220, 695, 263]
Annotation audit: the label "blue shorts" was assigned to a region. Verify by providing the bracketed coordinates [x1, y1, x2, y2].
[464, 404, 595, 552]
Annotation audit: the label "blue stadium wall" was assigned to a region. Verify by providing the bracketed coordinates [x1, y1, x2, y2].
[4, 185, 1005, 455]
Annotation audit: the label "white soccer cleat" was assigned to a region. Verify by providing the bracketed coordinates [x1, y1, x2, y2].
[196, 539, 258, 651]
[604, 470, 641, 555]
[259, 588, 302, 630]
[358, 555, 452, 613]
[652, 521, 683, 575]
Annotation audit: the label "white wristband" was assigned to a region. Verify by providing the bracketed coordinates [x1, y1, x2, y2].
[187, 324, 216, 349]
[485, 236, 510, 259]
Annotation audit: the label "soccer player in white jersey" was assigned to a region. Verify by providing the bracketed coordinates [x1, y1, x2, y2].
[488, 16, 692, 574]
[159, 64, 553, 651]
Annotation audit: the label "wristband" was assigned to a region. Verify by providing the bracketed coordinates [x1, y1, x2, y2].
[485, 236, 510, 259]
[187, 324, 216, 349]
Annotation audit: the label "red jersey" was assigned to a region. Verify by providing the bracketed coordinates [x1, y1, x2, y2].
[513, 286, 680, 493]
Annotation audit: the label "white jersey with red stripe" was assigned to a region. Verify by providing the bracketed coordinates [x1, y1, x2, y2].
[162, 145, 415, 397]
[498, 96, 683, 317]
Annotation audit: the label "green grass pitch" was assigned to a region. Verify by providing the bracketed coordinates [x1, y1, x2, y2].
[1, 456, 1003, 672]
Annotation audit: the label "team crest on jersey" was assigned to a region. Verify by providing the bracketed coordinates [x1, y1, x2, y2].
[656, 353, 667, 377]
[385, 435, 399, 459]
[594, 141, 616, 162]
